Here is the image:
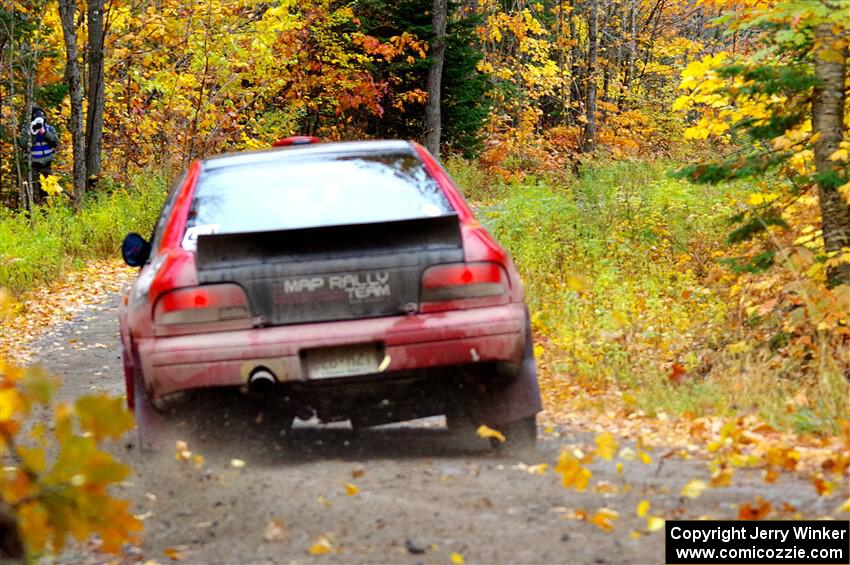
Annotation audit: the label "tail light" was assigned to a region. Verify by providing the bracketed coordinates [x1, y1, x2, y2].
[420, 262, 509, 313]
[153, 284, 251, 335]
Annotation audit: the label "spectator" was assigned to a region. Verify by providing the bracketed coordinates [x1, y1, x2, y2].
[22, 106, 59, 203]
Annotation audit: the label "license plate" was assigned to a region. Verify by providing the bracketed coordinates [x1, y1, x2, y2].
[304, 344, 381, 380]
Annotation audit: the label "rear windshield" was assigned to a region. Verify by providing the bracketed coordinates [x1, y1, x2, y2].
[183, 152, 453, 245]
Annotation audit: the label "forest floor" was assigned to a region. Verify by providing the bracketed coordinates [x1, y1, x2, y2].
[10, 260, 846, 564]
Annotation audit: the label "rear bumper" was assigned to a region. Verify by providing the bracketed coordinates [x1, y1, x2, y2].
[136, 303, 527, 398]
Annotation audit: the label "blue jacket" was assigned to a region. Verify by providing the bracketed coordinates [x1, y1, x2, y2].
[30, 125, 59, 165]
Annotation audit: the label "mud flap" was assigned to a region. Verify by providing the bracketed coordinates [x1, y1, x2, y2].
[134, 368, 168, 452]
[469, 312, 542, 426]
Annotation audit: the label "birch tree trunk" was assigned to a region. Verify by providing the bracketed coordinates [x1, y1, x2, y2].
[812, 23, 850, 286]
[424, 0, 447, 157]
[59, 0, 87, 209]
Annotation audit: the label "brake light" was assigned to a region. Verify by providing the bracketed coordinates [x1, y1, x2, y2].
[420, 262, 509, 312]
[272, 136, 319, 147]
[153, 284, 251, 332]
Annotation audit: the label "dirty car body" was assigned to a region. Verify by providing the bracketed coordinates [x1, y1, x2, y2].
[119, 140, 541, 444]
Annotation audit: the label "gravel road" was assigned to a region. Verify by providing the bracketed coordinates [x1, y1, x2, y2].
[32, 292, 845, 564]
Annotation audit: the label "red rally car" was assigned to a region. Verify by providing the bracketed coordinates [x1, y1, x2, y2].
[119, 139, 542, 449]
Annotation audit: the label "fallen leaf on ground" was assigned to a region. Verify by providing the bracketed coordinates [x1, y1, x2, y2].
[680, 479, 707, 499]
[263, 519, 286, 542]
[555, 450, 592, 492]
[230, 458, 246, 468]
[739, 497, 772, 520]
[668, 362, 687, 384]
[710, 467, 733, 487]
[595, 432, 618, 461]
[589, 508, 618, 532]
[450, 552, 465, 564]
[163, 547, 187, 560]
[812, 474, 834, 496]
[344, 482, 359, 496]
[636, 500, 650, 518]
[526, 463, 549, 475]
[308, 535, 333, 555]
[647, 516, 665, 532]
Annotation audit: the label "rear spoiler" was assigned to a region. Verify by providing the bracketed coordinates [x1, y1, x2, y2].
[196, 214, 462, 269]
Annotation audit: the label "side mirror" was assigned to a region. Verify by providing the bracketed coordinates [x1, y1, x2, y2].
[122, 233, 151, 267]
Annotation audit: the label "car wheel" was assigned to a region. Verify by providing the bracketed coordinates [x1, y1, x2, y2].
[497, 414, 538, 454]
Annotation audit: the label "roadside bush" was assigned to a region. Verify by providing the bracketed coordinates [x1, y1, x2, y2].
[0, 173, 165, 295]
[453, 159, 847, 433]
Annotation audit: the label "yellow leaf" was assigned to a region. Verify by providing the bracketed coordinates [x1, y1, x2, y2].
[555, 450, 592, 492]
[476, 424, 505, 443]
[636, 500, 650, 518]
[638, 450, 652, 465]
[589, 508, 618, 532]
[646, 515, 665, 532]
[680, 479, 707, 499]
[526, 463, 549, 475]
[829, 148, 849, 162]
[344, 482, 359, 496]
[747, 192, 779, 206]
[565, 272, 590, 292]
[594, 432, 618, 461]
[308, 535, 333, 555]
[616, 462, 624, 475]
[450, 552, 465, 564]
[834, 497, 850, 514]
[163, 547, 186, 560]
[230, 458, 246, 468]
[710, 467, 733, 487]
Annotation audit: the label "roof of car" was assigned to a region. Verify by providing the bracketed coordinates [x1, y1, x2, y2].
[202, 140, 416, 171]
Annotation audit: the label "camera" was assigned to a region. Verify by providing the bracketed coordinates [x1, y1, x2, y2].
[30, 117, 44, 135]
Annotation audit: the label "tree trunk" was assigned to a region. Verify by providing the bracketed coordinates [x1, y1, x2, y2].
[568, 0, 583, 124]
[618, 0, 637, 110]
[59, 0, 87, 209]
[424, 0, 447, 157]
[85, 0, 105, 186]
[581, 0, 599, 152]
[812, 23, 850, 287]
[23, 70, 34, 211]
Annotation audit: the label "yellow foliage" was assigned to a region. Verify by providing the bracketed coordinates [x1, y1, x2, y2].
[0, 362, 140, 557]
[555, 449, 592, 492]
[594, 432, 618, 461]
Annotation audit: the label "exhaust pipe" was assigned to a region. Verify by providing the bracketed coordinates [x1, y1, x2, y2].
[248, 368, 277, 394]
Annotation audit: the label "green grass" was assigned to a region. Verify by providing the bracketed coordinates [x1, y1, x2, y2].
[450, 158, 777, 422]
[0, 173, 166, 295]
[451, 159, 849, 433]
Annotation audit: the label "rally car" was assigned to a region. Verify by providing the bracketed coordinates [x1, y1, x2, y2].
[119, 138, 541, 450]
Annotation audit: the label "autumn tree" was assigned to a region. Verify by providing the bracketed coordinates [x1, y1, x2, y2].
[812, 22, 850, 285]
[673, 0, 850, 286]
[57, 0, 85, 207]
[85, 0, 106, 185]
[581, 0, 599, 152]
[425, 0, 447, 156]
